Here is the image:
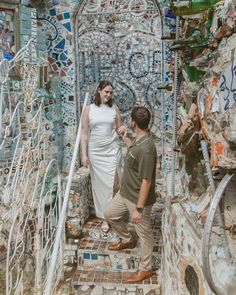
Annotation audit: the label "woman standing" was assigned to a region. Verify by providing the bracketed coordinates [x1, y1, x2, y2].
[81, 81, 124, 232]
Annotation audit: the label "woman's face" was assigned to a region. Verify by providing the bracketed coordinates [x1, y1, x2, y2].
[99, 85, 113, 104]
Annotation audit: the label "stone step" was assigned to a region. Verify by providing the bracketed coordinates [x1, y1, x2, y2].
[76, 216, 162, 272]
[58, 213, 162, 295]
[77, 235, 161, 272]
[57, 270, 161, 295]
[81, 217, 161, 244]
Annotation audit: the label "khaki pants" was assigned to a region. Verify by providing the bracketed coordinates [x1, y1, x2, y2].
[104, 192, 153, 271]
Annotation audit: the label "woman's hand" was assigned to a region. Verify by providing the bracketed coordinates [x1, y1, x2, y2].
[81, 155, 89, 167]
[117, 125, 127, 136]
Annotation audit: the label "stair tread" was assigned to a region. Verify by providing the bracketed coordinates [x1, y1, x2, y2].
[78, 234, 161, 254]
[59, 215, 162, 294]
[78, 216, 161, 251]
[58, 277, 161, 295]
[72, 269, 160, 285]
[81, 227, 161, 244]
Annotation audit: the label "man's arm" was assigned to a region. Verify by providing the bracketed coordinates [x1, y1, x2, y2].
[136, 178, 151, 208]
[132, 178, 151, 224]
[121, 128, 133, 147]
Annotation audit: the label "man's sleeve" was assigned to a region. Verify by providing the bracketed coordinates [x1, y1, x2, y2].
[138, 152, 156, 181]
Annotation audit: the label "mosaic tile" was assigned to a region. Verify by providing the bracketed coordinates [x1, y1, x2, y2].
[63, 23, 71, 32]
[55, 39, 66, 50]
[63, 12, 70, 19]
[49, 8, 56, 16]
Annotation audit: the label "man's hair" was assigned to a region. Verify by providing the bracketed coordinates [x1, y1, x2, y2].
[94, 80, 114, 107]
[131, 106, 151, 129]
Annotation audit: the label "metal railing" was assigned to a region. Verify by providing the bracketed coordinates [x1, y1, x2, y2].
[0, 38, 63, 295]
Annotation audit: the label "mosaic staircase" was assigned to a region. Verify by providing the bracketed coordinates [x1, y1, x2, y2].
[59, 213, 162, 295]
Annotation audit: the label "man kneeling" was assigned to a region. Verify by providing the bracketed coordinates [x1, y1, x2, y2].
[104, 106, 157, 283]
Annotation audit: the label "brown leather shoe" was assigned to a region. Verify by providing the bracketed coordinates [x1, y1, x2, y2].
[108, 239, 136, 251]
[126, 270, 154, 283]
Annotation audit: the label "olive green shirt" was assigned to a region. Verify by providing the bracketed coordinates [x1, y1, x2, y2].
[120, 134, 157, 206]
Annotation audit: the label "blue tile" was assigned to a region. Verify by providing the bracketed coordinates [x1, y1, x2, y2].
[52, 53, 59, 59]
[63, 22, 71, 32]
[91, 254, 98, 260]
[60, 53, 67, 61]
[83, 253, 90, 259]
[64, 12, 70, 19]
[165, 9, 176, 19]
[55, 39, 65, 50]
[3, 50, 14, 61]
[49, 8, 56, 16]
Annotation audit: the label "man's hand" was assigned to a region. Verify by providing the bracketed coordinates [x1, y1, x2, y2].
[117, 125, 127, 137]
[132, 209, 142, 224]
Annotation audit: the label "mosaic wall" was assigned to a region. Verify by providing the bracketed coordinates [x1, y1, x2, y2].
[65, 167, 91, 238]
[162, 204, 213, 295]
[37, 1, 77, 172]
[0, 2, 65, 293]
[162, 1, 236, 294]
[76, 0, 163, 137]
[0, 4, 63, 182]
[36, 0, 176, 171]
[0, 4, 16, 61]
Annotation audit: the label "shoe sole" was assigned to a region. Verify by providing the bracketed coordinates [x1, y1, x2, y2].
[108, 242, 136, 251]
[126, 272, 154, 283]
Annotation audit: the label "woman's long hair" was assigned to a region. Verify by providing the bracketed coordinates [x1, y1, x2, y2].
[94, 80, 114, 107]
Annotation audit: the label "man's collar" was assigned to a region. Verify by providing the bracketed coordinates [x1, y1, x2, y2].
[134, 133, 151, 145]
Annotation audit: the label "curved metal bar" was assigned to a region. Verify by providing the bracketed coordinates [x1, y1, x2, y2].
[0, 38, 35, 141]
[0, 101, 24, 149]
[5, 207, 20, 295]
[38, 158, 60, 200]
[200, 140, 216, 193]
[202, 173, 234, 295]
[8, 38, 35, 70]
[30, 161, 44, 207]
[0, 59, 10, 84]
[170, 16, 180, 198]
[2, 34, 63, 295]
[200, 139, 230, 268]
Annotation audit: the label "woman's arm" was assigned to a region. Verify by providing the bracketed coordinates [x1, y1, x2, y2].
[114, 104, 122, 131]
[114, 104, 126, 136]
[80, 105, 90, 167]
[114, 104, 132, 147]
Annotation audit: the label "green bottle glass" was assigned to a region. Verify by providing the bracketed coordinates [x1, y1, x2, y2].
[171, 0, 221, 16]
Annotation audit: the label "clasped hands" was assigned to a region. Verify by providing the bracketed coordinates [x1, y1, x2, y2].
[117, 125, 128, 138]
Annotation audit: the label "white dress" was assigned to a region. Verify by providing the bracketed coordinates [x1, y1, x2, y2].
[88, 103, 121, 219]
